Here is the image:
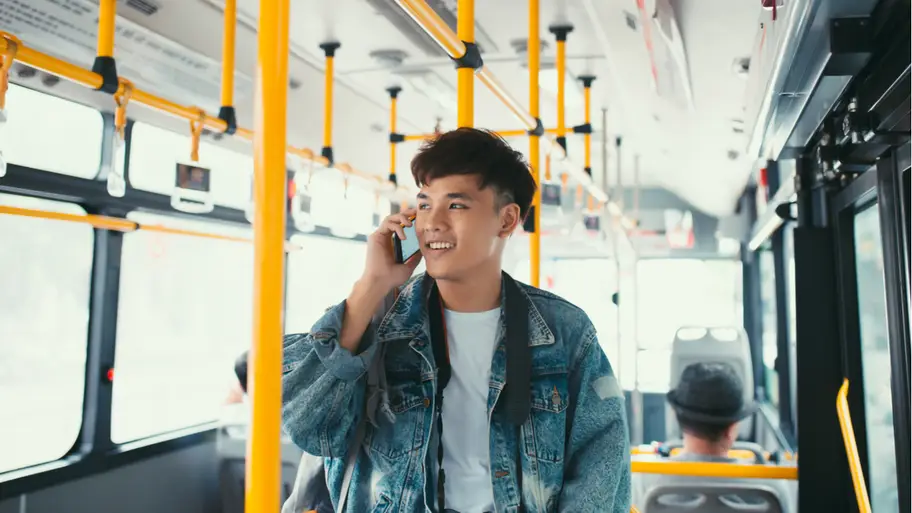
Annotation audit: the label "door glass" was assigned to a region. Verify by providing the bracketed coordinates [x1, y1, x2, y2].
[853, 205, 899, 512]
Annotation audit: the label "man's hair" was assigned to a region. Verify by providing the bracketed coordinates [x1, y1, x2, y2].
[410, 128, 537, 220]
[676, 415, 732, 443]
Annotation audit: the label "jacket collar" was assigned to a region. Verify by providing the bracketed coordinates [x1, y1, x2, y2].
[375, 272, 554, 348]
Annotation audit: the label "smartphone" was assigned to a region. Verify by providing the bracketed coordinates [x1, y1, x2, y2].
[393, 219, 421, 264]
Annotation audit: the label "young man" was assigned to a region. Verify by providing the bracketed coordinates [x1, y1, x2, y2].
[282, 128, 630, 512]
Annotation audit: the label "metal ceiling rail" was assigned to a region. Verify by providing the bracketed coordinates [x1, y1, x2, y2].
[391, 0, 621, 209]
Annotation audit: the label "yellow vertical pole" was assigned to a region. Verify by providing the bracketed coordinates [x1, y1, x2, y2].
[528, 0, 541, 288]
[97, 0, 116, 58]
[556, 39, 565, 139]
[388, 86, 401, 184]
[456, 0, 474, 127]
[390, 96, 397, 173]
[583, 83, 592, 171]
[220, 0, 237, 108]
[246, 0, 289, 510]
[549, 24, 572, 152]
[580, 75, 595, 211]
[320, 42, 341, 164]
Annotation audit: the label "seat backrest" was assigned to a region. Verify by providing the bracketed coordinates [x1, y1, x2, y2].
[216, 418, 304, 512]
[642, 482, 785, 513]
[666, 326, 754, 440]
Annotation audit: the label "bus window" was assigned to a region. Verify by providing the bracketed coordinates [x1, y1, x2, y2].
[853, 205, 899, 513]
[0, 194, 92, 472]
[285, 235, 367, 334]
[127, 122, 252, 209]
[547, 259, 619, 366]
[759, 249, 778, 405]
[111, 212, 253, 443]
[635, 259, 743, 392]
[0, 84, 103, 179]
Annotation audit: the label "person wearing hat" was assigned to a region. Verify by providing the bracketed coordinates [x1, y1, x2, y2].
[632, 363, 795, 511]
[666, 361, 757, 462]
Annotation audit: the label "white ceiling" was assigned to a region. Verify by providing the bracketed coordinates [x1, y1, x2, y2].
[6, 0, 771, 217]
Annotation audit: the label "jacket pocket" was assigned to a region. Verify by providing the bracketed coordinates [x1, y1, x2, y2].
[524, 372, 569, 463]
[366, 381, 428, 459]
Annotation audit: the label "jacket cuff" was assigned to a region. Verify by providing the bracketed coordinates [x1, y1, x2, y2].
[310, 300, 376, 381]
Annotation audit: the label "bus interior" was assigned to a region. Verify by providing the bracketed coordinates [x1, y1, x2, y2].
[0, 0, 909, 512]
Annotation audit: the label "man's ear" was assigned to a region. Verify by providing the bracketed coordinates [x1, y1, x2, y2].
[499, 204, 521, 237]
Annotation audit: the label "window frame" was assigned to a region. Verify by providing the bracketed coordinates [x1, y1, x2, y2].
[0, 112, 370, 494]
[0, 195, 94, 474]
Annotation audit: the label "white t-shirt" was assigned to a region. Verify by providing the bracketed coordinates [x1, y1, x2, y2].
[440, 307, 500, 513]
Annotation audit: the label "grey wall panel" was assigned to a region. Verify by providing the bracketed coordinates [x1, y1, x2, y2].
[0, 497, 22, 513]
[6, 442, 219, 513]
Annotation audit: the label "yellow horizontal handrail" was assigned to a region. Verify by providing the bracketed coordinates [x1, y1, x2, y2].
[401, 128, 562, 141]
[631, 460, 798, 480]
[0, 205, 303, 248]
[0, 33, 393, 192]
[140, 224, 251, 244]
[837, 379, 873, 513]
[0, 205, 137, 232]
[630, 506, 641, 513]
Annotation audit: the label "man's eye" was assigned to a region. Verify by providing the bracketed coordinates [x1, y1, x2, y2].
[418, 203, 430, 210]
[449, 203, 466, 209]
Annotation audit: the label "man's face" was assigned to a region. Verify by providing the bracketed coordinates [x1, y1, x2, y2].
[415, 174, 518, 282]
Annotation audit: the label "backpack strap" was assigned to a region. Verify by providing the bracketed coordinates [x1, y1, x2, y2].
[336, 288, 397, 511]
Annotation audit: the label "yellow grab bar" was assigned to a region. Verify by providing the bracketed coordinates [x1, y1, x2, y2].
[0, 205, 317, 249]
[245, 0, 290, 509]
[527, 0, 541, 289]
[0, 205, 137, 232]
[631, 460, 797, 480]
[390, 0, 613, 206]
[0, 33, 392, 193]
[837, 379, 873, 513]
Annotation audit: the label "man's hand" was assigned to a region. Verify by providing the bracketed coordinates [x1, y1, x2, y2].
[361, 208, 423, 291]
[339, 210, 423, 352]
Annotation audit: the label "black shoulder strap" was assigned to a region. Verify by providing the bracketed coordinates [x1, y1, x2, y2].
[501, 271, 531, 426]
[427, 272, 531, 511]
[427, 272, 531, 423]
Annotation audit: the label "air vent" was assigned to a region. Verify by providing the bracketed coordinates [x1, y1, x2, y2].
[624, 11, 638, 31]
[14, 64, 37, 79]
[41, 73, 60, 87]
[124, 0, 160, 16]
[369, 49, 410, 68]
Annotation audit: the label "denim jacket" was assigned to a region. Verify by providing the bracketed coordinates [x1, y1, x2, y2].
[282, 274, 631, 512]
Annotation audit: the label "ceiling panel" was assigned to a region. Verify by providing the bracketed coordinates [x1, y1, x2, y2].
[2, 0, 768, 216]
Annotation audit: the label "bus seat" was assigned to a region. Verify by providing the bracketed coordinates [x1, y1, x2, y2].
[666, 326, 754, 441]
[216, 420, 303, 513]
[641, 482, 787, 513]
